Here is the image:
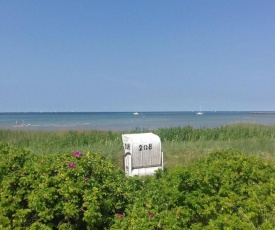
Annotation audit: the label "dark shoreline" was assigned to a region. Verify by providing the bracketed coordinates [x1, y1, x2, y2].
[251, 112, 275, 114]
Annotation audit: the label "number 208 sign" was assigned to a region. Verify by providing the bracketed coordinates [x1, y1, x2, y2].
[138, 144, 153, 151]
[124, 143, 153, 151]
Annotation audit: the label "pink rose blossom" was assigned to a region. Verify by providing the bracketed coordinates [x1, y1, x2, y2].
[68, 162, 76, 167]
[116, 213, 123, 219]
[73, 151, 83, 157]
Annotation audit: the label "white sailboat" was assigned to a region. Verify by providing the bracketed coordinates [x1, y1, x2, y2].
[196, 106, 203, 115]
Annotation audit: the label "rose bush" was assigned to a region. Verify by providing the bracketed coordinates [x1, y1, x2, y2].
[111, 149, 275, 229]
[1, 142, 274, 229]
[0, 142, 128, 229]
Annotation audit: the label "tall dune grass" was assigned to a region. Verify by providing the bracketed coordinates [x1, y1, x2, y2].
[1, 123, 275, 168]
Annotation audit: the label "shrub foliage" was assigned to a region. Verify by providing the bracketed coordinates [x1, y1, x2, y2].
[0, 142, 274, 229]
[113, 149, 275, 229]
[0, 142, 127, 229]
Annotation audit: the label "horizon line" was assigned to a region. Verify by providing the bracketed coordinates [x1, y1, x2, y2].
[1, 110, 275, 113]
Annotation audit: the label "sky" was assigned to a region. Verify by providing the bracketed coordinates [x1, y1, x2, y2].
[1, 0, 275, 112]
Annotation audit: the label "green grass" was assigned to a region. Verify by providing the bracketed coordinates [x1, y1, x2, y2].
[162, 137, 275, 168]
[1, 123, 275, 169]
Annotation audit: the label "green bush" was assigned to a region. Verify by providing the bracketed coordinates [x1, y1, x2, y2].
[112, 149, 275, 229]
[0, 142, 127, 229]
[1, 142, 274, 229]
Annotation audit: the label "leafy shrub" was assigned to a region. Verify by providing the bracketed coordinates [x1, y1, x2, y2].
[0, 142, 127, 229]
[112, 149, 275, 229]
[1, 142, 274, 229]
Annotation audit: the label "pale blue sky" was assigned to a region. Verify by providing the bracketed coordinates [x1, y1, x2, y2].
[1, 1, 275, 112]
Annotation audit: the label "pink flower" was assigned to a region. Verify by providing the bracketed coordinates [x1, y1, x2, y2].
[73, 151, 83, 157]
[148, 212, 154, 218]
[68, 162, 76, 167]
[116, 213, 123, 219]
[84, 177, 89, 183]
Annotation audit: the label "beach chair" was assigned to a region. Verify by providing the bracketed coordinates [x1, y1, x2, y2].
[122, 133, 163, 176]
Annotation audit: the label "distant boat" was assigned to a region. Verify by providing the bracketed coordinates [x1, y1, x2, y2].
[196, 106, 203, 115]
[133, 112, 139, 115]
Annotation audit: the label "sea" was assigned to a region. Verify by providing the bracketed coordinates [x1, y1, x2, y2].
[1, 111, 275, 131]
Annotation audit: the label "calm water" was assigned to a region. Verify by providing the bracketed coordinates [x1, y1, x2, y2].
[1, 112, 275, 131]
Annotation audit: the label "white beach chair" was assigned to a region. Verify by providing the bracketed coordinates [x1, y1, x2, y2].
[122, 133, 163, 176]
